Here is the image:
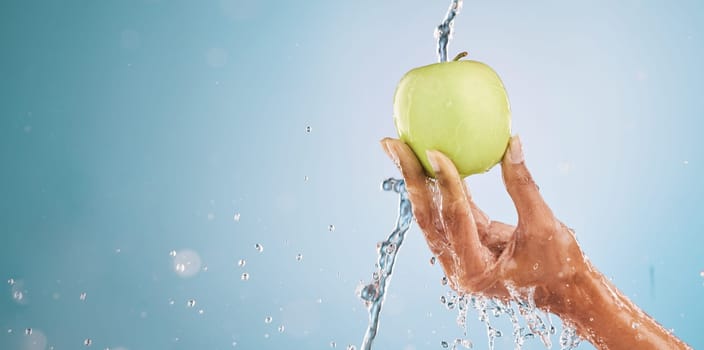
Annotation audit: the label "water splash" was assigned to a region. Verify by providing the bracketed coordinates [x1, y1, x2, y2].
[559, 323, 581, 350]
[508, 285, 553, 348]
[435, 0, 464, 62]
[441, 285, 583, 350]
[358, 178, 413, 350]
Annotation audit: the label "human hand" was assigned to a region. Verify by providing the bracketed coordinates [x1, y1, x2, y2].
[380, 136, 587, 311]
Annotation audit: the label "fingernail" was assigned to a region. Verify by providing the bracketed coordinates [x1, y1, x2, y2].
[508, 136, 524, 164]
[385, 140, 400, 165]
[380, 138, 391, 155]
[426, 150, 441, 174]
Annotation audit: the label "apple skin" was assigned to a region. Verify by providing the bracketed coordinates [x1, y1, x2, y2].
[393, 60, 511, 178]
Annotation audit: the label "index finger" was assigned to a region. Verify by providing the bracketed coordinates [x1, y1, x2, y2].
[381, 138, 448, 251]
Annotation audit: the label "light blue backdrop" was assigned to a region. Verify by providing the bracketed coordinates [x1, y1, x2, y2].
[1, 1, 703, 349]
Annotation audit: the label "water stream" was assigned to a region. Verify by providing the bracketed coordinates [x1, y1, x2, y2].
[358, 178, 413, 350]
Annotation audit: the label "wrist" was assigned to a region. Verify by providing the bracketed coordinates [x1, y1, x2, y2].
[550, 263, 690, 350]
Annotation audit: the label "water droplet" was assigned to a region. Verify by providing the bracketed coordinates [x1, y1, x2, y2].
[79, 292, 87, 301]
[7, 278, 14, 285]
[346, 345, 356, 350]
[631, 322, 639, 329]
[440, 296, 446, 304]
[241, 272, 250, 281]
[84, 338, 92, 346]
[13, 290, 24, 301]
[533, 263, 539, 270]
[440, 340, 449, 348]
[330, 341, 336, 348]
[264, 316, 272, 324]
[385, 243, 396, 254]
[429, 256, 436, 265]
[187, 299, 196, 307]
[25, 328, 32, 335]
[238, 259, 246, 267]
[699, 270, 704, 278]
[175, 263, 186, 273]
[168, 298, 175, 305]
[278, 325, 285, 333]
[358, 283, 379, 302]
[296, 253, 303, 261]
[169, 250, 177, 257]
[328, 224, 335, 232]
[198, 309, 204, 315]
[233, 213, 241, 222]
[304, 176, 309, 182]
[441, 276, 448, 286]
[255, 243, 264, 252]
[306, 126, 312, 133]
[232, 341, 237, 347]
[264, 333, 269, 339]
[7, 329, 12, 333]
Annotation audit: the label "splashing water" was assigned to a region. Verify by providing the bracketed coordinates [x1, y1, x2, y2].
[358, 178, 413, 350]
[435, 0, 464, 62]
[441, 286, 583, 350]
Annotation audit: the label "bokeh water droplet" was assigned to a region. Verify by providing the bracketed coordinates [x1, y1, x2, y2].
[7, 278, 14, 285]
[264, 316, 272, 324]
[187, 299, 196, 308]
[169, 250, 177, 257]
[330, 341, 337, 348]
[171, 249, 202, 278]
[430, 256, 436, 265]
[440, 340, 449, 348]
[79, 292, 87, 301]
[84, 338, 92, 346]
[441, 276, 448, 286]
[241, 272, 250, 281]
[233, 213, 241, 222]
[296, 253, 303, 261]
[238, 259, 246, 267]
[328, 224, 335, 232]
[13, 290, 24, 301]
[25, 328, 32, 335]
[255, 243, 264, 252]
[346, 345, 356, 350]
[306, 126, 312, 133]
[278, 325, 285, 333]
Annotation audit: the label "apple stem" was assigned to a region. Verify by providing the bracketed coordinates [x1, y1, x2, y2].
[452, 51, 468, 61]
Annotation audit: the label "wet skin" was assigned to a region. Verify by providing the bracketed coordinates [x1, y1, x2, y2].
[381, 136, 692, 350]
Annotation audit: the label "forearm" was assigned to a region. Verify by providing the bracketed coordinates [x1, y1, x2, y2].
[551, 263, 691, 350]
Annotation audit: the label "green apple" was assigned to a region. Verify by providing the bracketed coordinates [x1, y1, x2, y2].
[393, 59, 511, 178]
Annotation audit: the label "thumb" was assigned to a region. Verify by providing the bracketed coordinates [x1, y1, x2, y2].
[501, 136, 553, 224]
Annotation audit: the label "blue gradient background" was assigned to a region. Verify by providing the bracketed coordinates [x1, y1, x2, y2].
[1, 1, 703, 349]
